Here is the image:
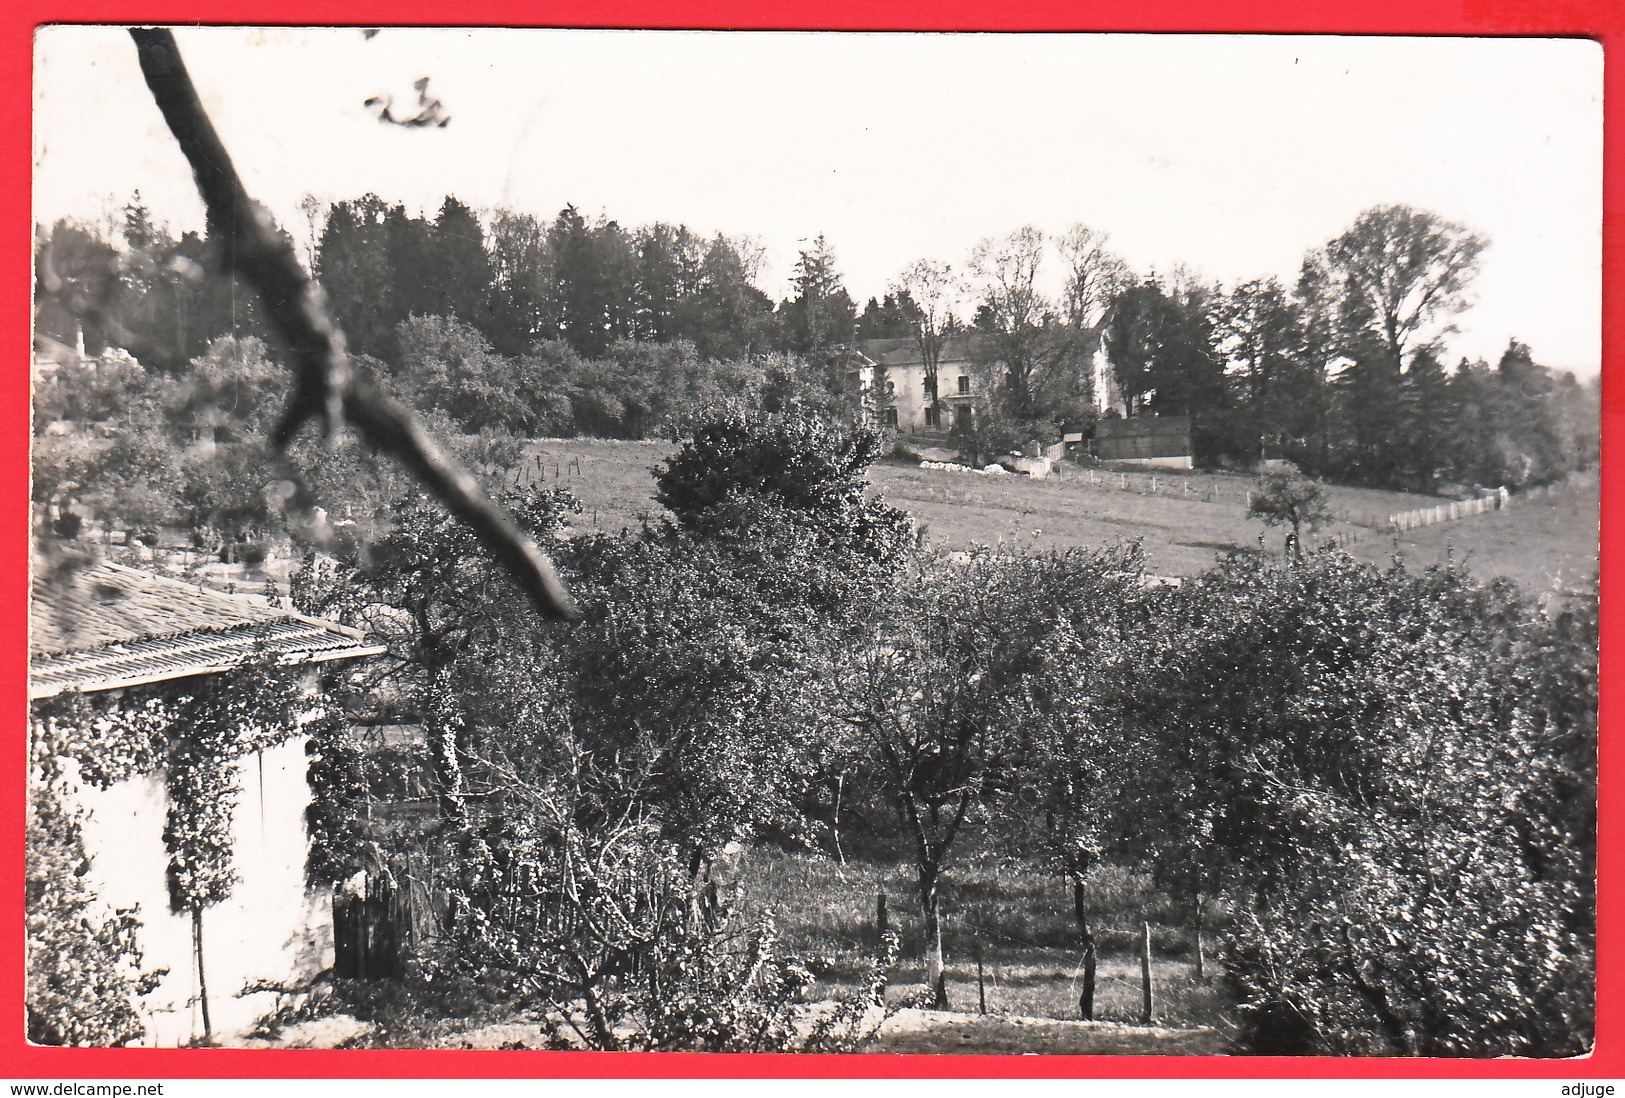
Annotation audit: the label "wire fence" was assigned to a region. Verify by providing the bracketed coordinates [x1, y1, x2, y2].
[1065, 463, 1597, 544]
[1068, 466, 1400, 531]
[1071, 466, 1243, 507]
[836, 900, 1220, 1028]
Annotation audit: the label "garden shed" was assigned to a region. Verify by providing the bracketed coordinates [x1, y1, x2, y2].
[27, 545, 384, 1046]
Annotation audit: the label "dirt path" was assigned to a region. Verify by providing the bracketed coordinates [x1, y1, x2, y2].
[867, 1008, 1228, 1055]
[253, 1006, 1227, 1056]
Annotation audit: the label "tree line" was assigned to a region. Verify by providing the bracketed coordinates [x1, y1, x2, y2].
[36, 195, 1597, 503]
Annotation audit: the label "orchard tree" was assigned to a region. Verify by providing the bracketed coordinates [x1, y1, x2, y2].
[1117, 551, 1594, 1055]
[1247, 460, 1330, 555]
[836, 550, 1117, 1009]
[992, 546, 1150, 1018]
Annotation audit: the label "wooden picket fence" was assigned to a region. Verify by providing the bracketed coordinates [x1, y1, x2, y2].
[333, 873, 406, 980]
[1387, 491, 1506, 533]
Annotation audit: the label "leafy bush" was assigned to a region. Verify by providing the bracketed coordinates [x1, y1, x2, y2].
[655, 407, 909, 561]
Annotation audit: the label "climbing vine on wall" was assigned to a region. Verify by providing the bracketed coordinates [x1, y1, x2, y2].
[27, 656, 315, 1042]
[30, 690, 171, 790]
[303, 707, 380, 886]
[157, 657, 311, 912]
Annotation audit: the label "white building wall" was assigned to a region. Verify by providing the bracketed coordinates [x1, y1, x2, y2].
[871, 362, 979, 433]
[1092, 340, 1127, 417]
[75, 734, 331, 1046]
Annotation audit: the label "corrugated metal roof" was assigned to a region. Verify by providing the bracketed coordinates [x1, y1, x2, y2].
[29, 545, 384, 699]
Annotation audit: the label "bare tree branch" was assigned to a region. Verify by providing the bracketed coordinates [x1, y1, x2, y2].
[127, 27, 579, 621]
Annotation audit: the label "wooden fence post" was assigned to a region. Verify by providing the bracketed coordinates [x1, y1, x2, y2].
[932, 914, 948, 1010]
[1139, 920, 1154, 1025]
[975, 939, 987, 1014]
[876, 890, 888, 950]
[1193, 895, 1206, 980]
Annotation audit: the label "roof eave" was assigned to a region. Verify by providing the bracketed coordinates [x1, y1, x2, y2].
[27, 642, 390, 701]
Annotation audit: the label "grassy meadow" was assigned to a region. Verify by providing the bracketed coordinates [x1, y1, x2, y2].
[53, 428, 1588, 596]
[518, 436, 1598, 596]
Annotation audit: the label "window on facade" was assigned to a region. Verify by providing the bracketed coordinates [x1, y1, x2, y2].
[924, 406, 940, 428]
[957, 375, 970, 394]
[883, 407, 899, 427]
[886, 380, 896, 395]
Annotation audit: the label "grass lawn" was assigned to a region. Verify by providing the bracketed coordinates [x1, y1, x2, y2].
[732, 845, 1226, 1032]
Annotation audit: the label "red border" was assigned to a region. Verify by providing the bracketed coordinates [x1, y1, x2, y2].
[7, 0, 1619, 1080]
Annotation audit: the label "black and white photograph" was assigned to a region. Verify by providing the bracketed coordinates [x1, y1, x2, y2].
[27, 26, 1601, 1056]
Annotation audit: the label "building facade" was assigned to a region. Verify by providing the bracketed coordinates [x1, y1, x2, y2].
[852, 335, 985, 434]
[852, 323, 1126, 436]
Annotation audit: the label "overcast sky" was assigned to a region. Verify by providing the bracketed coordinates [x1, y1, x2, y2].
[33, 27, 1603, 374]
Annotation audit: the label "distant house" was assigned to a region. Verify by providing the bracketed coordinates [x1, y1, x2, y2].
[851, 334, 989, 434]
[29, 547, 383, 1045]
